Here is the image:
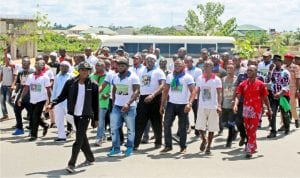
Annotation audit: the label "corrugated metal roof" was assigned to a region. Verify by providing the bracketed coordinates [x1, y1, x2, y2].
[80, 27, 117, 35]
[236, 24, 266, 31]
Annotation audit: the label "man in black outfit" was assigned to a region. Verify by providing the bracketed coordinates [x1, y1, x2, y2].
[48, 61, 99, 173]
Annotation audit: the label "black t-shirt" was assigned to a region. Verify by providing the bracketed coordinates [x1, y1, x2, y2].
[48, 62, 60, 74]
[15, 69, 34, 102]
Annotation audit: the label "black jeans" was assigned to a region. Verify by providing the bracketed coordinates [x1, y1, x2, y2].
[134, 95, 162, 148]
[269, 96, 290, 133]
[164, 102, 188, 149]
[68, 116, 94, 167]
[236, 102, 247, 140]
[222, 108, 237, 142]
[30, 101, 48, 138]
[14, 100, 31, 130]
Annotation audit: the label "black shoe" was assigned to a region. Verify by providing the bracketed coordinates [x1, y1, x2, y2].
[23, 117, 29, 121]
[141, 139, 149, 144]
[25, 126, 30, 130]
[295, 120, 299, 128]
[285, 130, 290, 135]
[278, 126, 285, 132]
[160, 147, 172, 153]
[107, 136, 112, 141]
[154, 144, 162, 149]
[50, 123, 56, 128]
[28, 137, 37, 142]
[239, 137, 245, 146]
[191, 125, 195, 129]
[179, 147, 187, 154]
[225, 141, 232, 148]
[267, 132, 276, 138]
[54, 138, 66, 142]
[66, 165, 75, 173]
[43, 125, 49, 137]
[245, 153, 252, 158]
[195, 130, 200, 136]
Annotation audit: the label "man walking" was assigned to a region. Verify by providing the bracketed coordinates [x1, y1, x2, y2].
[48, 61, 99, 173]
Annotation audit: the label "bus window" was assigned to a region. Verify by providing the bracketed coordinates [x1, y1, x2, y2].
[170, 43, 184, 56]
[155, 43, 169, 58]
[139, 43, 153, 52]
[124, 43, 138, 55]
[217, 43, 234, 53]
[187, 44, 202, 58]
[202, 44, 216, 53]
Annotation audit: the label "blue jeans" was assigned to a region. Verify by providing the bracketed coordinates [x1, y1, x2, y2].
[96, 108, 108, 140]
[0, 85, 13, 116]
[110, 105, 136, 151]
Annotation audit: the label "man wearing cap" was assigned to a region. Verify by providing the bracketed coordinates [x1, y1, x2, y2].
[283, 53, 300, 128]
[266, 55, 291, 138]
[90, 60, 111, 146]
[108, 58, 140, 157]
[48, 52, 60, 74]
[129, 53, 146, 77]
[51, 61, 73, 142]
[48, 61, 99, 173]
[134, 54, 165, 150]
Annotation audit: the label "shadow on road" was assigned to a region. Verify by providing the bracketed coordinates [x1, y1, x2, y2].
[26, 168, 85, 177]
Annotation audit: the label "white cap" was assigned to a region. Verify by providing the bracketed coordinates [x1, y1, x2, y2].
[50, 52, 57, 57]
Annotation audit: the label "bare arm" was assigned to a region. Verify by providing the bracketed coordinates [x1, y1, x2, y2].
[127, 84, 140, 105]
[144, 80, 165, 103]
[160, 84, 170, 115]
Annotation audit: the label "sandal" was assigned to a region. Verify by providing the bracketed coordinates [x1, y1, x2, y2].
[200, 140, 207, 152]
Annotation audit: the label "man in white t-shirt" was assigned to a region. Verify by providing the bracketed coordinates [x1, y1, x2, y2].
[160, 59, 196, 154]
[134, 54, 166, 150]
[108, 58, 140, 157]
[85, 47, 98, 70]
[184, 56, 202, 136]
[195, 60, 222, 155]
[18, 60, 51, 141]
[129, 53, 145, 77]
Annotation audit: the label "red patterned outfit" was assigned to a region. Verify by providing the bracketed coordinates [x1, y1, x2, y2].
[237, 79, 268, 154]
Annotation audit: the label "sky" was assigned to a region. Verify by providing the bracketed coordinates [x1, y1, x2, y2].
[1, 0, 299, 31]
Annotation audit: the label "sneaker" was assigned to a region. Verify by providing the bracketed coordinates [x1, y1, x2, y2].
[12, 129, 24, 135]
[295, 120, 299, 128]
[42, 125, 49, 137]
[28, 137, 37, 142]
[179, 148, 187, 154]
[54, 138, 66, 142]
[95, 139, 102, 147]
[160, 147, 172, 154]
[107, 148, 123, 157]
[66, 165, 75, 173]
[267, 132, 276, 138]
[125, 147, 133, 157]
[77, 160, 94, 168]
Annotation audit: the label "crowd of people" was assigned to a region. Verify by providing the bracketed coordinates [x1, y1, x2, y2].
[1, 46, 300, 173]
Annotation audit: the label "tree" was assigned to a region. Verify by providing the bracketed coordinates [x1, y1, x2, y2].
[185, 2, 237, 36]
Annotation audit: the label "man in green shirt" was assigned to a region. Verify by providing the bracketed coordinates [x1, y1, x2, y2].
[90, 60, 110, 146]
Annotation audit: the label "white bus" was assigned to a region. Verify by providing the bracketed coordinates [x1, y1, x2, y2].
[99, 35, 235, 58]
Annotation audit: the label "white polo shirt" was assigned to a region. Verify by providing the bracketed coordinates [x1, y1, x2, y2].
[196, 74, 222, 109]
[25, 73, 51, 104]
[166, 72, 194, 104]
[112, 72, 140, 107]
[140, 67, 166, 95]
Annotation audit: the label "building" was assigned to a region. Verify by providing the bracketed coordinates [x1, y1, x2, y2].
[80, 26, 117, 36]
[67, 24, 91, 35]
[0, 15, 37, 59]
[233, 24, 267, 36]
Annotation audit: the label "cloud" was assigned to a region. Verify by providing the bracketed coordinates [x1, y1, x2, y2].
[0, 0, 299, 31]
